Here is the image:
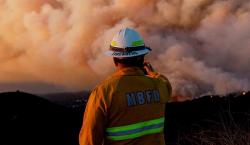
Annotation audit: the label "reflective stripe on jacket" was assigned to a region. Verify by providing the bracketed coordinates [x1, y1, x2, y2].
[79, 67, 172, 145]
[106, 117, 165, 140]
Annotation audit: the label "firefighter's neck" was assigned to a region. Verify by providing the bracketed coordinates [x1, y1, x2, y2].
[116, 63, 129, 70]
[115, 63, 142, 70]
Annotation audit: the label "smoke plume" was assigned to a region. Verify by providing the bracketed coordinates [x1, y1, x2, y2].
[0, 0, 250, 100]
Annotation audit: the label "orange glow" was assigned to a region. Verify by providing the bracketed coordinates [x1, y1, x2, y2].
[0, 0, 249, 97]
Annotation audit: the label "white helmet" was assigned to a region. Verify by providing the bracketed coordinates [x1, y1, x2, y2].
[105, 28, 151, 58]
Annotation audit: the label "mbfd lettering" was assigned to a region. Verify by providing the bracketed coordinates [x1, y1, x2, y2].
[126, 90, 160, 107]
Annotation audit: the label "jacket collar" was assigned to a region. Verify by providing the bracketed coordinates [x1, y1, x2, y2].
[112, 67, 146, 77]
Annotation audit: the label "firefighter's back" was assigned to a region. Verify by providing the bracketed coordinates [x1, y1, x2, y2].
[102, 68, 171, 145]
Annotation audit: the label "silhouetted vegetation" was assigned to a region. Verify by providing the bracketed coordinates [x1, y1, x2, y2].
[165, 92, 250, 145]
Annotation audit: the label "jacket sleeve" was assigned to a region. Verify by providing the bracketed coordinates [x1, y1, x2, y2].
[79, 87, 108, 145]
[148, 71, 172, 100]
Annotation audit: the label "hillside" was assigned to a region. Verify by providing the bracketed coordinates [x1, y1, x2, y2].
[165, 92, 250, 144]
[0, 91, 83, 145]
[0, 91, 249, 145]
[41, 91, 89, 108]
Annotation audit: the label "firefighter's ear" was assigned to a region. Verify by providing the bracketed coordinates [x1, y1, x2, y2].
[113, 58, 118, 67]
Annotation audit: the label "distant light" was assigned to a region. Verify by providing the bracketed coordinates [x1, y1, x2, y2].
[210, 95, 213, 98]
[242, 92, 246, 95]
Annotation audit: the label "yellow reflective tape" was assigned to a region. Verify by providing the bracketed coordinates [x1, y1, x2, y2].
[132, 40, 144, 46]
[107, 127, 163, 140]
[106, 117, 164, 132]
[111, 41, 118, 46]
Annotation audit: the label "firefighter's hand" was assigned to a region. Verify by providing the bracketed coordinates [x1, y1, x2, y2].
[143, 62, 155, 74]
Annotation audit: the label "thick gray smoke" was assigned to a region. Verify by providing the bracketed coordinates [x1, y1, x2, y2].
[0, 0, 249, 100]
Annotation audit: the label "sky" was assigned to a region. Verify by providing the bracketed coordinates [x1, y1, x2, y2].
[0, 0, 250, 100]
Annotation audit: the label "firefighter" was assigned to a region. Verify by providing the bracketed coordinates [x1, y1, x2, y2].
[79, 28, 172, 145]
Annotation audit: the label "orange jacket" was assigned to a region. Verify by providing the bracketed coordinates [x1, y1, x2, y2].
[79, 67, 172, 145]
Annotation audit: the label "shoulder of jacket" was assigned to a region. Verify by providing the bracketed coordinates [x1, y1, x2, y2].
[93, 75, 121, 92]
[89, 75, 121, 109]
